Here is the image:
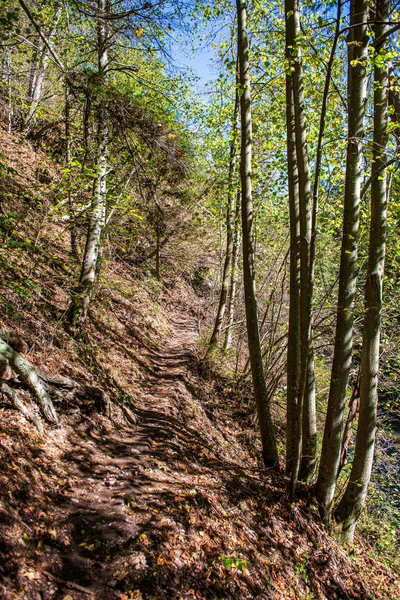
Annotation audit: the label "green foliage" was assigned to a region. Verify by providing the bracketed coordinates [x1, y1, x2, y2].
[215, 553, 248, 573]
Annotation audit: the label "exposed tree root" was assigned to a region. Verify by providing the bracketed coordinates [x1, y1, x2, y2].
[43, 570, 95, 596]
[0, 335, 59, 424]
[1, 383, 44, 433]
[37, 368, 110, 417]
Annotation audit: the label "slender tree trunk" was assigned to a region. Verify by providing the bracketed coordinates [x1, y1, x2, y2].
[338, 372, 360, 476]
[334, 0, 389, 542]
[5, 40, 13, 134]
[285, 0, 313, 489]
[208, 88, 239, 352]
[65, 82, 79, 261]
[299, 0, 342, 483]
[223, 191, 241, 352]
[24, 5, 62, 130]
[285, 60, 301, 475]
[237, 0, 279, 470]
[316, 0, 368, 522]
[299, 334, 317, 480]
[155, 225, 161, 280]
[69, 0, 108, 326]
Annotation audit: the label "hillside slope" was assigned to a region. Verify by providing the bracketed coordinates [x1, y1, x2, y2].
[0, 128, 399, 599]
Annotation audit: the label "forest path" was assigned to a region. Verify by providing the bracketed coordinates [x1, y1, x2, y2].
[23, 312, 265, 600]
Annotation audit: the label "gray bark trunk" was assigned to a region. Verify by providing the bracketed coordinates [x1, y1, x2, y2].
[5, 42, 12, 133]
[316, 0, 368, 522]
[285, 0, 314, 488]
[1, 383, 44, 433]
[299, 336, 317, 481]
[65, 83, 80, 261]
[237, 0, 279, 469]
[334, 0, 389, 541]
[299, 0, 342, 483]
[285, 56, 301, 475]
[223, 191, 241, 352]
[208, 89, 239, 351]
[24, 5, 62, 130]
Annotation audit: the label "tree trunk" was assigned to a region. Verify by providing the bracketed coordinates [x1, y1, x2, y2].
[24, 5, 62, 130]
[237, 0, 279, 470]
[69, 0, 108, 326]
[5, 41, 13, 133]
[285, 52, 301, 476]
[299, 0, 342, 483]
[155, 225, 161, 280]
[316, 0, 368, 522]
[334, 0, 389, 542]
[299, 335, 317, 481]
[338, 373, 360, 476]
[65, 82, 80, 261]
[1, 383, 44, 433]
[285, 0, 313, 488]
[208, 87, 239, 352]
[223, 191, 241, 352]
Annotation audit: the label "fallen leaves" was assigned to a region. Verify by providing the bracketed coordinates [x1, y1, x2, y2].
[119, 591, 142, 600]
[79, 541, 94, 551]
[113, 569, 128, 581]
[23, 569, 40, 581]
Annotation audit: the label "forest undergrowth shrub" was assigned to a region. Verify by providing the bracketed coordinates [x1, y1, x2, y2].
[357, 481, 400, 573]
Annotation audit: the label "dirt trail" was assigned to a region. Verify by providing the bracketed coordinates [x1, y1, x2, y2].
[5, 312, 256, 599]
[42, 313, 213, 596]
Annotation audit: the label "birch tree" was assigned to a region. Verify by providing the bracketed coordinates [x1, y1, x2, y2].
[24, 1, 62, 131]
[68, 0, 109, 326]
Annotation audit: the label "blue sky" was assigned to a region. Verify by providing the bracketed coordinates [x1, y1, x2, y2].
[172, 43, 218, 85]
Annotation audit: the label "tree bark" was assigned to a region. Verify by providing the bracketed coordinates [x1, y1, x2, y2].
[299, 335, 317, 481]
[24, 4, 62, 130]
[223, 191, 241, 352]
[65, 82, 80, 261]
[316, 0, 368, 522]
[299, 0, 342, 484]
[285, 47, 301, 476]
[208, 87, 239, 352]
[285, 0, 314, 488]
[237, 0, 279, 470]
[5, 39, 13, 134]
[334, 0, 389, 542]
[1, 383, 44, 433]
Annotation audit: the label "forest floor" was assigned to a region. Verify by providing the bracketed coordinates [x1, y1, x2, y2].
[1, 292, 399, 600]
[0, 126, 399, 599]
